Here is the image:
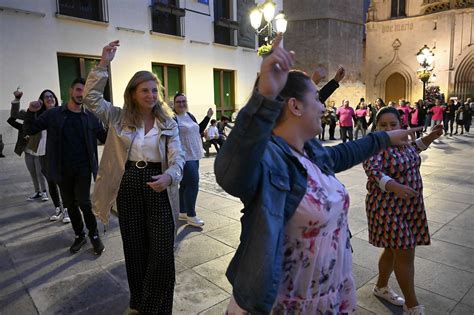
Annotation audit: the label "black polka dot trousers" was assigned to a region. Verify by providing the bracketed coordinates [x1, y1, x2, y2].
[117, 166, 175, 314]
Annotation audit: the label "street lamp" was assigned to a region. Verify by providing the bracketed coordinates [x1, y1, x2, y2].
[416, 45, 435, 101]
[249, 0, 287, 46]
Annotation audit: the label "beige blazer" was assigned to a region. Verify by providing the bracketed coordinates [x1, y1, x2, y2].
[83, 66, 185, 225]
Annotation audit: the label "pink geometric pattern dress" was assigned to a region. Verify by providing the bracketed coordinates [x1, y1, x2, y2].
[270, 151, 357, 314]
[363, 144, 431, 249]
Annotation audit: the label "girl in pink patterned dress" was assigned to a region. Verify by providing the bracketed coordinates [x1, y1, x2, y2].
[363, 107, 443, 315]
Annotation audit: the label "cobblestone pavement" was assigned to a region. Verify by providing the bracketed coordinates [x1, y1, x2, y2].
[0, 133, 473, 314]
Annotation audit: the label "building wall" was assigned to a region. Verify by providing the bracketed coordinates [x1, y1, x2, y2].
[0, 0, 273, 144]
[283, 0, 367, 106]
[365, 0, 474, 103]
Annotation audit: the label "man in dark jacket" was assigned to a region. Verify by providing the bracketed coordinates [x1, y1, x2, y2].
[24, 78, 107, 255]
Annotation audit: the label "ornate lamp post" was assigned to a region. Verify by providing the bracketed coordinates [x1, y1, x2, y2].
[249, 0, 287, 53]
[416, 45, 435, 101]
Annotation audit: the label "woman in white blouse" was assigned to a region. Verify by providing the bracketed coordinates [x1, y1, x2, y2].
[83, 40, 185, 314]
[173, 93, 213, 227]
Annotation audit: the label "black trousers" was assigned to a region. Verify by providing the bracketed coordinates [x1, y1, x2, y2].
[329, 121, 336, 139]
[40, 156, 62, 208]
[58, 169, 97, 237]
[340, 126, 354, 143]
[318, 123, 326, 140]
[117, 166, 175, 314]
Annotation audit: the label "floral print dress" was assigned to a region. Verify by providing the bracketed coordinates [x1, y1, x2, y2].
[271, 150, 357, 314]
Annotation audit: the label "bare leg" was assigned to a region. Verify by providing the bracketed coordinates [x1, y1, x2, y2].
[376, 248, 394, 288]
[393, 248, 419, 308]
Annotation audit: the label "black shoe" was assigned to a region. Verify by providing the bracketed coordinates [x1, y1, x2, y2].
[0, 154, 5, 158]
[70, 235, 87, 253]
[329, 137, 336, 140]
[90, 235, 105, 255]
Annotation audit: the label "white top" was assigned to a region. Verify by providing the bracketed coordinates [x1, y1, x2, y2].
[25, 130, 47, 156]
[128, 119, 161, 162]
[176, 113, 203, 161]
[206, 126, 219, 140]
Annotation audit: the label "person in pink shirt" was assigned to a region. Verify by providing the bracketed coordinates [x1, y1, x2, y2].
[429, 99, 444, 129]
[398, 99, 411, 129]
[336, 100, 355, 142]
[354, 101, 368, 139]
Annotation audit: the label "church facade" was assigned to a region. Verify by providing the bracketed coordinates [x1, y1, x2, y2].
[365, 0, 474, 104]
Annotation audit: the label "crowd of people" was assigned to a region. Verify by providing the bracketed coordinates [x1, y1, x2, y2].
[1, 35, 472, 315]
[320, 96, 473, 143]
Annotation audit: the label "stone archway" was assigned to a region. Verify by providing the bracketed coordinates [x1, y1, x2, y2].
[385, 72, 407, 103]
[453, 52, 474, 100]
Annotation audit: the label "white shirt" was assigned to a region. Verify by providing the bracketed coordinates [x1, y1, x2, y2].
[206, 126, 219, 140]
[176, 113, 204, 161]
[128, 119, 162, 162]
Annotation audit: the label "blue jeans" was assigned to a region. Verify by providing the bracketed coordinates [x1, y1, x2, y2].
[179, 160, 199, 217]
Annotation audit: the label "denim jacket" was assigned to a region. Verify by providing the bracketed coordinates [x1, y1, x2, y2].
[214, 92, 390, 314]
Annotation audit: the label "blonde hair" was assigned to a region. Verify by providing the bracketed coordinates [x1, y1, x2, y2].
[122, 71, 174, 128]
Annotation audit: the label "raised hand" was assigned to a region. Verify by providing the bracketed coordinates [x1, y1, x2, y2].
[258, 33, 296, 100]
[207, 108, 214, 118]
[13, 89, 23, 100]
[99, 40, 120, 67]
[311, 66, 327, 85]
[333, 66, 345, 83]
[28, 100, 43, 112]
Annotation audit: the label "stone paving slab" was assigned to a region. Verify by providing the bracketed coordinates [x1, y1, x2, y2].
[0, 133, 473, 314]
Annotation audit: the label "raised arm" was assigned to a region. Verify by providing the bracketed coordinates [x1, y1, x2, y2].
[7, 117, 22, 131]
[83, 41, 122, 126]
[23, 101, 50, 135]
[214, 34, 294, 199]
[319, 67, 344, 103]
[10, 90, 27, 120]
[198, 108, 213, 134]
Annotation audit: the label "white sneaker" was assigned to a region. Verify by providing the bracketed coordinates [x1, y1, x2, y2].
[49, 207, 63, 221]
[403, 304, 425, 315]
[62, 208, 71, 224]
[373, 286, 405, 306]
[178, 213, 188, 221]
[187, 216, 204, 227]
[41, 191, 49, 201]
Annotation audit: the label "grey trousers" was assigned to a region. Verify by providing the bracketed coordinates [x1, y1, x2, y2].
[24, 152, 47, 192]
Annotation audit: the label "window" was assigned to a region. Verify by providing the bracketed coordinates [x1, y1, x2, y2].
[213, 69, 235, 119]
[151, 63, 184, 103]
[214, 0, 239, 46]
[57, 55, 111, 104]
[56, 0, 108, 22]
[151, 0, 185, 37]
[391, 0, 406, 18]
[237, 0, 256, 49]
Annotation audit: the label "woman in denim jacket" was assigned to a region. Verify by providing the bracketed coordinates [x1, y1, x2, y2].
[215, 35, 421, 315]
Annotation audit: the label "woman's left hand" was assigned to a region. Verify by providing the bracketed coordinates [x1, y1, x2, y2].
[147, 174, 172, 192]
[386, 127, 423, 146]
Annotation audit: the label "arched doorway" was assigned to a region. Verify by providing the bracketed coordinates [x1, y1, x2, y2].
[454, 52, 474, 101]
[385, 72, 406, 103]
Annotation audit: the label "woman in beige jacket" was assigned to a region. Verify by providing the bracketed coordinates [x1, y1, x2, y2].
[83, 40, 185, 314]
